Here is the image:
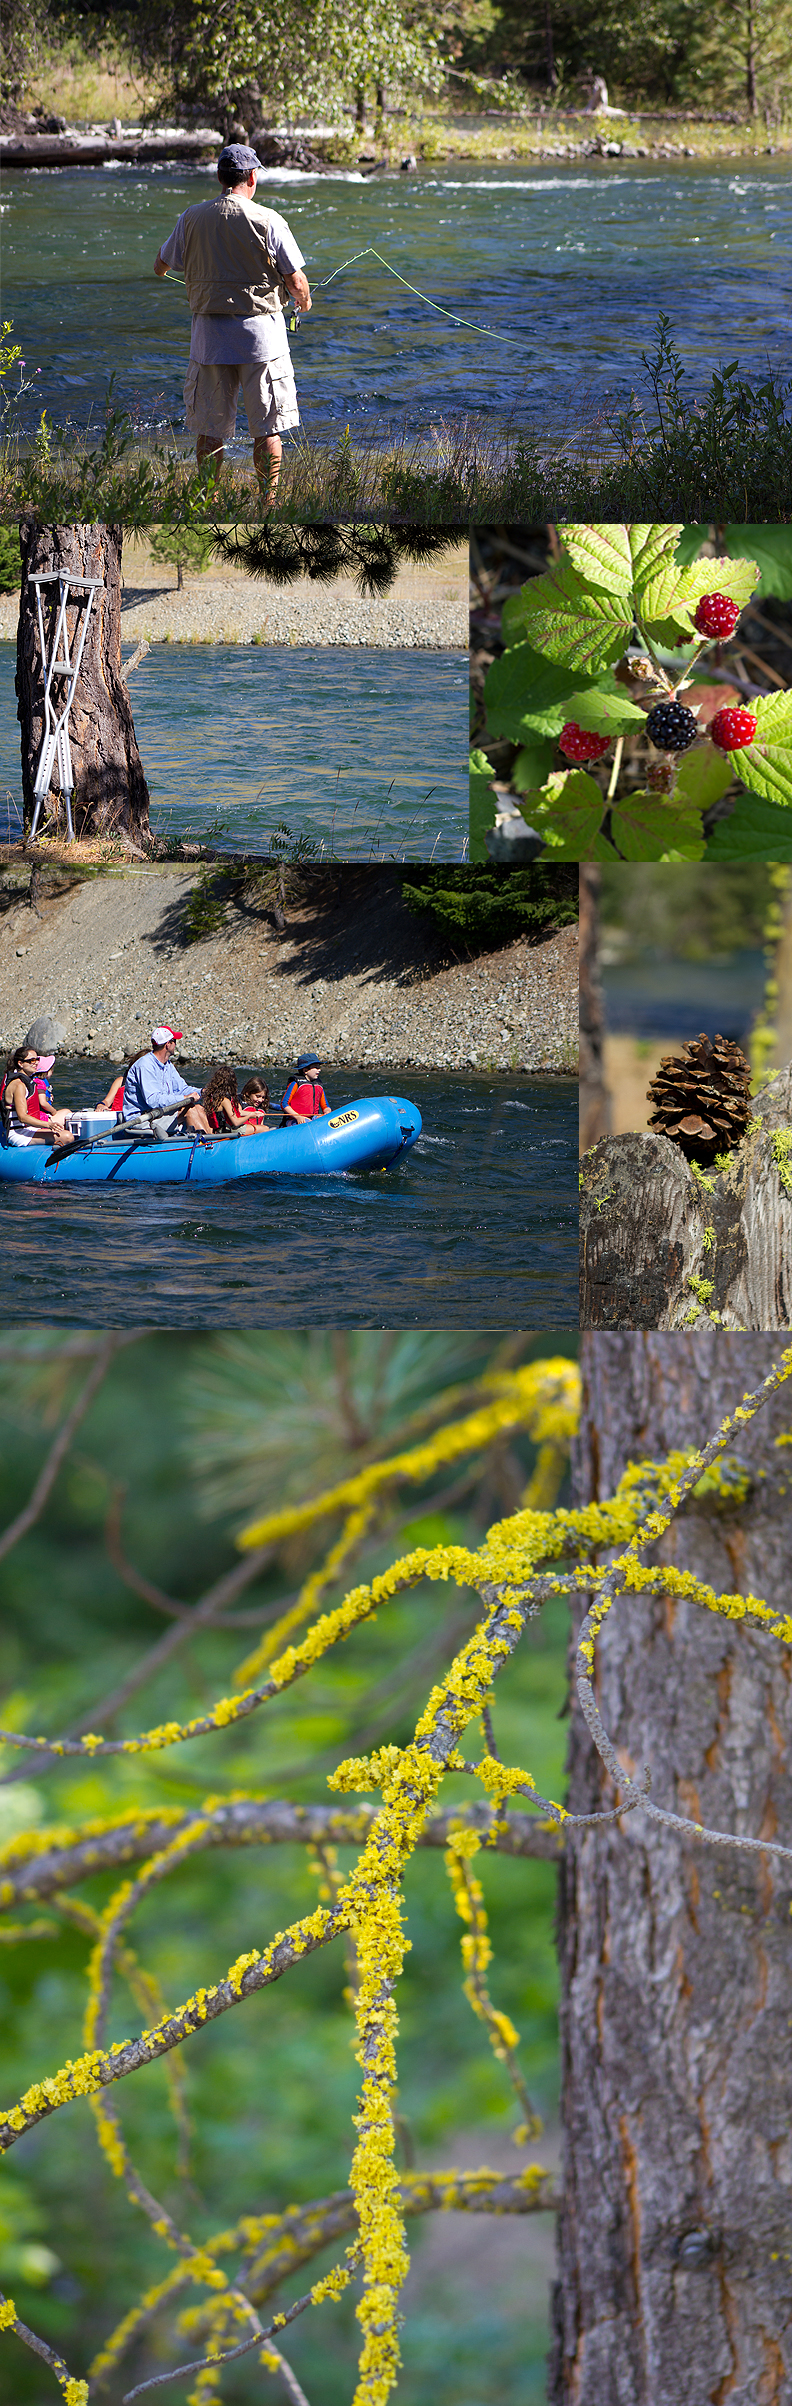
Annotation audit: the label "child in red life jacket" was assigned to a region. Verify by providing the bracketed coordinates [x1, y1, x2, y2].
[281, 1053, 329, 1124]
[239, 1076, 271, 1130]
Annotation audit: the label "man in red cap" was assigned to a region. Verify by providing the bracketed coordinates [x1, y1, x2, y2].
[121, 1029, 209, 1131]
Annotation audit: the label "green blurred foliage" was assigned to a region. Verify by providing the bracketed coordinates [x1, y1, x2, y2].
[599, 861, 773, 960]
[0, 1330, 576, 2403]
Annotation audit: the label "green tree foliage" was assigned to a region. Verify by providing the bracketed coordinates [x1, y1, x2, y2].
[69, 0, 442, 125]
[598, 860, 773, 957]
[0, 529, 20, 597]
[398, 863, 578, 947]
[147, 523, 217, 589]
[0, 1330, 576, 2403]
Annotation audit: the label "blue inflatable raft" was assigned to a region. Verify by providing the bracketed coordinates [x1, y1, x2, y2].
[0, 1096, 422, 1186]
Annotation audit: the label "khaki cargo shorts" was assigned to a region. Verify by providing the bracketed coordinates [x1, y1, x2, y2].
[184, 356, 300, 439]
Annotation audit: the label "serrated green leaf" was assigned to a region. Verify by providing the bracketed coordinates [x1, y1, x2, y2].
[519, 767, 607, 860]
[560, 685, 648, 735]
[706, 792, 792, 860]
[558, 523, 635, 593]
[500, 586, 530, 645]
[520, 559, 634, 673]
[482, 642, 586, 741]
[724, 525, 792, 602]
[469, 748, 497, 862]
[753, 689, 792, 737]
[609, 792, 706, 861]
[674, 526, 710, 565]
[673, 744, 736, 814]
[512, 739, 557, 791]
[628, 523, 684, 586]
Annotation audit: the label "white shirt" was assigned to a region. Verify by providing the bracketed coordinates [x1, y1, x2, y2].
[160, 205, 305, 365]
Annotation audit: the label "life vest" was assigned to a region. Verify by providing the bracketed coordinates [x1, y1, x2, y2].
[0, 1067, 49, 1134]
[283, 1077, 327, 1119]
[178, 194, 287, 320]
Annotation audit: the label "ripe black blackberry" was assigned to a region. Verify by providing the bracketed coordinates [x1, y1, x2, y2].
[645, 699, 699, 753]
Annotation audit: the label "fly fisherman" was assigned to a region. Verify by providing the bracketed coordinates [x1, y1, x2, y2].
[154, 143, 312, 501]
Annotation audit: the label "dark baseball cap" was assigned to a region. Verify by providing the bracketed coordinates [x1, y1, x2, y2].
[217, 144, 260, 178]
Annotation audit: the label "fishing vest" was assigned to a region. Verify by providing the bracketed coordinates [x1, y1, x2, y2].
[178, 194, 286, 319]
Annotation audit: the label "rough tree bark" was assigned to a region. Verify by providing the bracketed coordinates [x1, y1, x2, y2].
[551, 1333, 792, 2406]
[16, 522, 150, 844]
[580, 1062, 792, 1329]
[579, 865, 612, 1154]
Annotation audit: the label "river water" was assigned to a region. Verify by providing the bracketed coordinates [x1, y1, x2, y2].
[0, 643, 468, 857]
[603, 950, 766, 1045]
[0, 1062, 578, 1328]
[4, 159, 790, 441]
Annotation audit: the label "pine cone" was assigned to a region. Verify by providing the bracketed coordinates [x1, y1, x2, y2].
[646, 1033, 752, 1165]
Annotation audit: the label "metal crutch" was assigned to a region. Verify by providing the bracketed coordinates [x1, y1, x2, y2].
[29, 572, 104, 842]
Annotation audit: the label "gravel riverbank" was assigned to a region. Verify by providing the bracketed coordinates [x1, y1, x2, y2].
[0, 544, 468, 652]
[0, 865, 578, 1073]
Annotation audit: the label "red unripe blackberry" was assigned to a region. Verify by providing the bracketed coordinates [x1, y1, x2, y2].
[709, 706, 757, 753]
[558, 722, 611, 763]
[645, 699, 699, 753]
[693, 592, 741, 640]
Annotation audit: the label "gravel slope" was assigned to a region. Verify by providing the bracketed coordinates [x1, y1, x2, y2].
[0, 867, 578, 1073]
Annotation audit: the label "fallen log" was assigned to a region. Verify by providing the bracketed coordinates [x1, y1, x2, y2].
[0, 132, 220, 169]
[579, 1062, 792, 1329]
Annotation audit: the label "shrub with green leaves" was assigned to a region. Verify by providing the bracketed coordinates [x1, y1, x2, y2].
[399, 864, 578, 946]
[0, 526, 20, 595]
[471, 523, 792, 863]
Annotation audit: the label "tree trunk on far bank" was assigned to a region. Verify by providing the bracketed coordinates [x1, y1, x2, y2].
[579, 865, 611, 1154]
[551, 1333, 792, 2406]
[16, 522, 150, 844]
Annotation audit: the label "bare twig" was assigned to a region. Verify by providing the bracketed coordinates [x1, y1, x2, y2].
[0, 2286, 86, 2390]
[0, 1331, 143, 1570]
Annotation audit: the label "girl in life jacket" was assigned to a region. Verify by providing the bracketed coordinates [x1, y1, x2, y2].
[281, 1052, 329, 1125]
[0, 1048, 74, 1147]
[200, 1064, 272, 1135]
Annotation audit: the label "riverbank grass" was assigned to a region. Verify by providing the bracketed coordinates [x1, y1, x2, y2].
[3, 318, 792, 524]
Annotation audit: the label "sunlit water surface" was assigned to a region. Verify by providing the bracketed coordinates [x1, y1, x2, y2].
[0, 1062, 578, 1328]
[0, 644, 468, 857]
[3, 159, 790, 438]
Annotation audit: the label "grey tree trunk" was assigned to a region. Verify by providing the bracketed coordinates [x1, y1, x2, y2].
[551, 1332, 792, 2406]
[580, 1062, 792, 1328]
[579, 865, 612, 1154]
[16, 521, 150, 843]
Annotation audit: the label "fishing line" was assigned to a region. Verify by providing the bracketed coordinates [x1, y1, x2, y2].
[315, 244, 525, 348]
[159, 240, 525, 349]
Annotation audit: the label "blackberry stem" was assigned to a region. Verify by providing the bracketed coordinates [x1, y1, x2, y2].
[606, 738, 624, 803]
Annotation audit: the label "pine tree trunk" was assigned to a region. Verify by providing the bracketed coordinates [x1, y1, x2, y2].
[579, 865, 611, 1154]
[16, 521, 150, 843]
[550, 1332, 792, 2406]
[580, 1061, 792, 1328]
